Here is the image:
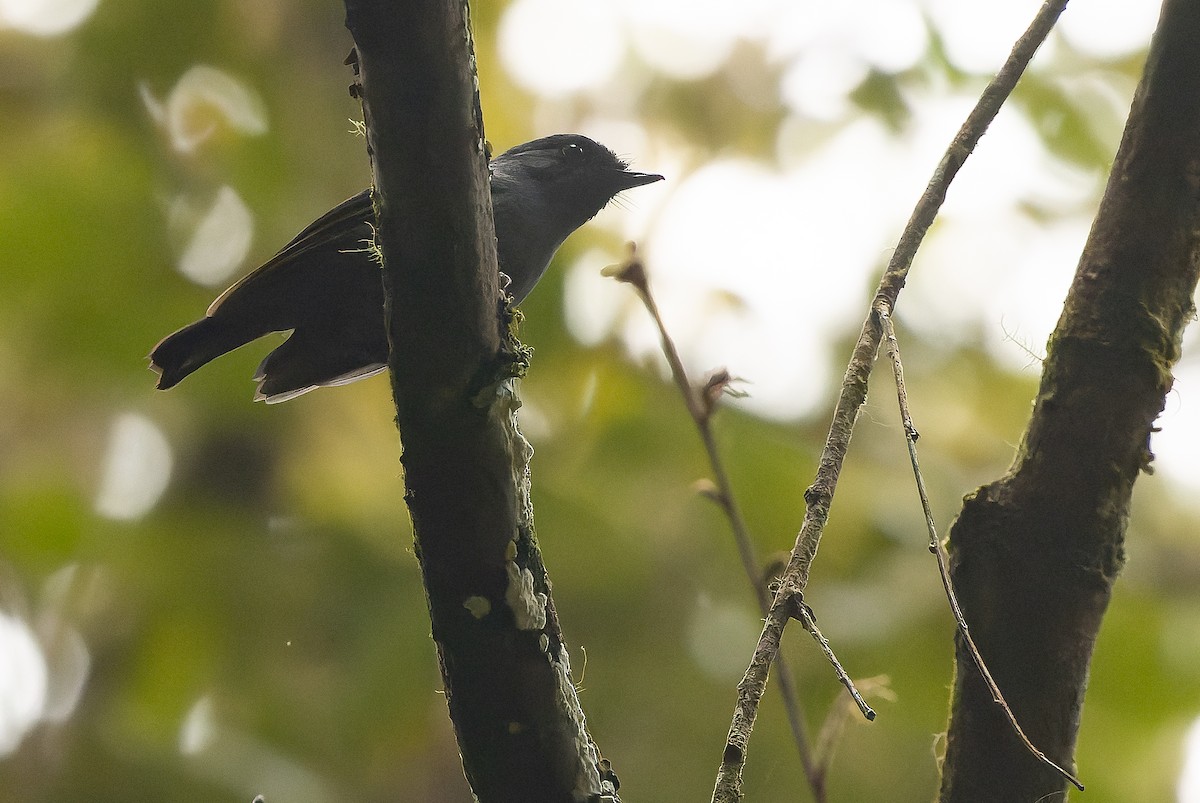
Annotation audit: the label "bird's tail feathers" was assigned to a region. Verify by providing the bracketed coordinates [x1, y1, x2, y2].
[149, 317, 251, 391]
[252, 329, 386, 403]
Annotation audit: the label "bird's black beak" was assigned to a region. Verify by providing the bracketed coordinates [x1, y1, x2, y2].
[615, 170, 665, 191]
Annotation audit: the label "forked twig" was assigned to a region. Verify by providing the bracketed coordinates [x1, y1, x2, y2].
[608, 252, 861, 800]
[710, 2, 1072, 801]
[876, 305, 1084, 791]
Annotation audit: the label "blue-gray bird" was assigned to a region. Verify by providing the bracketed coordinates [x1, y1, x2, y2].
[150, 134, 662, 402]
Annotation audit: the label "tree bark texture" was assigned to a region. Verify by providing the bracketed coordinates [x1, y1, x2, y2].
[941, 1, 1200, 799]
[342, 2, 615, 801]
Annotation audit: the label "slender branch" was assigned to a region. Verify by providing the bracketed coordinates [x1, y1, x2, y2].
[876, 305, 1084, 791]
[710, 2, 1070, 800]
[606, 252, 830, 800]
[794, 604, 874, 722]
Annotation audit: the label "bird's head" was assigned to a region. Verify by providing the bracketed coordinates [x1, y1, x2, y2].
[491, 134, 663, 231]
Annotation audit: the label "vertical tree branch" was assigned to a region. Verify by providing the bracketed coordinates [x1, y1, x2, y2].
[342, 2, 615, 800]
[940, 0, 1200, 799]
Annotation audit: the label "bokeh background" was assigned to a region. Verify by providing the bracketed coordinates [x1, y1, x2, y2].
[2, 0, 1198, 800]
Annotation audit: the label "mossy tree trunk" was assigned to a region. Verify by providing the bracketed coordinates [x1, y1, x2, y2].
[941, 1, 1200, 799]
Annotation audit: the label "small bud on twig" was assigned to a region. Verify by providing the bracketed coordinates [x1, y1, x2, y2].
[692, 477, 724, 505]
[601, 243, 650, 295]
[698, 368, 749, 419]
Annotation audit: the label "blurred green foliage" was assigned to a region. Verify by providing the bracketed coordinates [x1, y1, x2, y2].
[1, 2, 1196, 802]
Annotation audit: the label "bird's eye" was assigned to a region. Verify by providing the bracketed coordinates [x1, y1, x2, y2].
[561, 142, 585, 160]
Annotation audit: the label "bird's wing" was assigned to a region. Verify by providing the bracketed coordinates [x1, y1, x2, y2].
[279, 189, 376, 254]
[206, 189, 376, 316]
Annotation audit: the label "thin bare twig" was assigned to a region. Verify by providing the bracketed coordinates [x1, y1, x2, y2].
[608, 251, 839, 800]
[710, 2, 1071, 801]
[812, 675, 896, 774]
[794, 603, 874, 722]
[876, 306, 1084, 791]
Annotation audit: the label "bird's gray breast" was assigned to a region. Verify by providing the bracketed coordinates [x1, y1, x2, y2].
[490, 170, 567, 303]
